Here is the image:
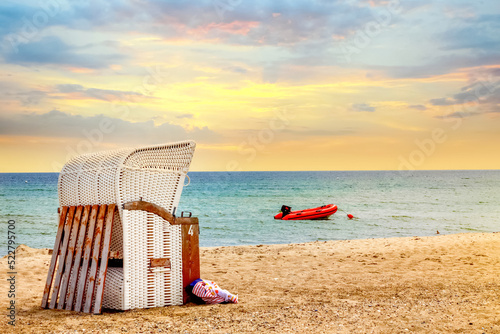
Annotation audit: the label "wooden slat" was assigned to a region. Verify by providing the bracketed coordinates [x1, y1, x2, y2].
[74, 205, 99, 312]
[93, 204, 116, 314]
[174, 217, 199, 226]
[150, 258, 171, 268]
[83, 204, 107, 313]
[65, 205, 91, 310]
[123, 200, 175, 224]
[108, 251, 121, 259]
[181, 223, 200, 304]
[49, 206, 76, 309]
[57, 206, 83, 309]
[41, 206, 68, 308]
[123, 200, 199, 226]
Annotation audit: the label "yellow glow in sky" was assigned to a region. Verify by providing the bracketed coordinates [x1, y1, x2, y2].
[1, 1, 499, 172]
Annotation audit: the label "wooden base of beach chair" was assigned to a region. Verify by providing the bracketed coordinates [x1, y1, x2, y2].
[41, 204, 115, 314]
[42, 201, 200, 313]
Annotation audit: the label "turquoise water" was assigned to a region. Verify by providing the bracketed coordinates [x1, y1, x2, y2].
[1, 171, 499, 256]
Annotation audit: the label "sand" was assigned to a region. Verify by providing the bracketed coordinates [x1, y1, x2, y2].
[1, 232, 499, 333]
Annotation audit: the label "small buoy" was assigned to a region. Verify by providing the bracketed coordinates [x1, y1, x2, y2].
[25, 180, 28, 183]
[347, 214, 354, 219]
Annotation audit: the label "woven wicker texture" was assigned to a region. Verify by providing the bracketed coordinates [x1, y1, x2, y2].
[102, 268, 124, 309]
[58, 141, 196, 310]
[59, 142, 195, 210]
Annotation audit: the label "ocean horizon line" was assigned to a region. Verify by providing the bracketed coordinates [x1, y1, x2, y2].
[1, 168, 500, 174]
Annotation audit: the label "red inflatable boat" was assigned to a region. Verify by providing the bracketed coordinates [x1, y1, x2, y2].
[274, 204, 338, 220]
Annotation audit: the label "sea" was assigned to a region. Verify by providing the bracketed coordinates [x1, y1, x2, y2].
[1, 170, 499, 257]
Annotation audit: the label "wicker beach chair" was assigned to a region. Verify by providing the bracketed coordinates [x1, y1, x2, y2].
[42, 141, 199, 313]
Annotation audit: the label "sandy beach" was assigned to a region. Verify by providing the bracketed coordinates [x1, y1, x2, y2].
[2, 232, 499, 333]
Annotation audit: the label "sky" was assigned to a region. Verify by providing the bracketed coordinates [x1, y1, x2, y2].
[0, 0, 499, 172]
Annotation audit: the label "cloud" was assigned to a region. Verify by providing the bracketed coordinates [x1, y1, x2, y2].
[435, 111, 479, 119]
[3, 0, 495, 84]
[14, 90, 47, 106]
[408, 104, 427, 111]
[224, 1, 386, 47]
[453, 86, 500, 105]
[429, 98, 455, 106]
[351, 103, 376, 112]
[3, 36, 125, 69]
[357, 10, 500, 79]
[0, 1, 383, 48]
[367, 52, 500, 79]
[441, 14, 500, 52]
[57, 84, 84, 93]
[0, 83, 148, 106]
[56, 84, 145, 102]
[430, 80, 500, 107]
[430, 75, 500, 117]
[0, 109, 218, 144]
